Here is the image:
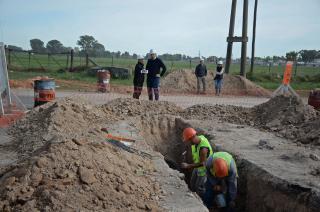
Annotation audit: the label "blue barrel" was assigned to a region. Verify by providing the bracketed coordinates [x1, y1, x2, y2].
[34, 78, 55, 107]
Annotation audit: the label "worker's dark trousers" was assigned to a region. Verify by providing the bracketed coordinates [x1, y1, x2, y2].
[133, 86, 143, 99]
[147, 77, 160, 101]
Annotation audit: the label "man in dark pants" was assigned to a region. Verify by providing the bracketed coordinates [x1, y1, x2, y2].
[195, 58, 208, 94]
[203, 152, 238, 212]
[133, 56, 145, 99]
[146, 49, 166, 101]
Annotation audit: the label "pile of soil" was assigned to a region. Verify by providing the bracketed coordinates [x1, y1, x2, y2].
[181, 95, 320, 145]
[181, 104, 252, 125]
[100, 98, 183, 119]
[1, 97, 164, 211]
[253, 95, 320, 145]
[162, 69, 271, 97]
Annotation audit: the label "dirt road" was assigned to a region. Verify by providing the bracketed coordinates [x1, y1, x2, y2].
[13, 88, 270, 109]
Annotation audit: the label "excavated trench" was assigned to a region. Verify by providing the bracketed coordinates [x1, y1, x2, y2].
[137, 115, 320, 212]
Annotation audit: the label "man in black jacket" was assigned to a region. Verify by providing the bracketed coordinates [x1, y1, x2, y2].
[133, 56, 145, 99]
[195, 58, 207, 94]
[146, 49, 166, 101]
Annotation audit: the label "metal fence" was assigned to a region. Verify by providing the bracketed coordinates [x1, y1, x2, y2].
[0, 42, 12, 115]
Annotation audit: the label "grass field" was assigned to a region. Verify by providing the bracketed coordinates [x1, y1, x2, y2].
[7, 51, 320, 90]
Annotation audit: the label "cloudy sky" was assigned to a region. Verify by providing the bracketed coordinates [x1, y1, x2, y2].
[0, 0, 319, 57]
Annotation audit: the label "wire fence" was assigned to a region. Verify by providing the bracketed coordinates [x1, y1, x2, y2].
[5, 48, 319, 77]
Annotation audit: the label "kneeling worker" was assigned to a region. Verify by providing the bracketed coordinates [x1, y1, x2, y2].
[203, 151, 238, 211]
[181, 128, 213, 197]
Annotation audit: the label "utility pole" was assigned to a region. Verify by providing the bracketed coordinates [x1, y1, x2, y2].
[225, 0, 249, 77]
[240, 0, 248, 77]
[250, 0, 258, 74]
[225, 0, 237, 74]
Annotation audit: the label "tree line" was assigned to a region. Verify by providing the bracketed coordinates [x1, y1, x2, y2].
[6, 35, 320, 63]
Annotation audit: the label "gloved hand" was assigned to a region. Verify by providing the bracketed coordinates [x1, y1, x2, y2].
[181, 162, 190, 169]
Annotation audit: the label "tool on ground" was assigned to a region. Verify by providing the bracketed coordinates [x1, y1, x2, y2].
[105, 134, 152, 159]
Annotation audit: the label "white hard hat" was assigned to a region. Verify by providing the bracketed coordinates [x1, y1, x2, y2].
[137, 55, 144, 60]
[218, 61, 223, 65]
[200, 58, 204, 61]
[149, 49, 156, 54]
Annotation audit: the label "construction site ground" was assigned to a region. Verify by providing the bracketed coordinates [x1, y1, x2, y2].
[1, 72, 319, 211]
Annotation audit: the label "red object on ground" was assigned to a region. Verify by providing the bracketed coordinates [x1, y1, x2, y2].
[308, 89, 320, 110]
[0, 111, 25, 127]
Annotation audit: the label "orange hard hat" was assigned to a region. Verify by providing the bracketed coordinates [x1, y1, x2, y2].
[213, 158, 228, 178]
[182, 128, 196, 142]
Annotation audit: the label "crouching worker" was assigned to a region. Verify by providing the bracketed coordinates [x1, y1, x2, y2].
[181, 128, 213, 197]
[133, 56, 145, 99]
[203, 151, 238, 212]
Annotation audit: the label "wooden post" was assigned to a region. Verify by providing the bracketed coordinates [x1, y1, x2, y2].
[189, 59, 192, 69]
[225, 0, 237, 74]
[66, 53, 69, 69]
[28, 52, 31, 69]
[85, 52, 89, 67]
[69, 49, 74, 72]
[250, 0, 258, 74]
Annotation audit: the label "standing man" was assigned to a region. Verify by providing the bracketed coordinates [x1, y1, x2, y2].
[181, 127, 214, 197]
[203, 151, 238, 211]
[195, 58, 208, 94]
[133, 56, 145, 99]
[214, 61, 224, 96]
[146, 49, 166, 101]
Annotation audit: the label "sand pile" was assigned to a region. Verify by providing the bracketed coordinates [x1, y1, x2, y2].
[100, 98, 183, 119]
[181, 95, 319, 145]
[181, 104, 252, 125]
[162, 69, 271, 96]
[9, 97, 115, 157]
[1, 98, 164, 211]
[253, 95, 320, 145]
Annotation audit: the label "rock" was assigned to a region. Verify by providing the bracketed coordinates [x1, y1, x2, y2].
[2, 176, 16, 186]
[78, 167, 97, 184]
[36, 157, 49, 168]
[30, 172, 43, 186]
[310, 153, 320, 161]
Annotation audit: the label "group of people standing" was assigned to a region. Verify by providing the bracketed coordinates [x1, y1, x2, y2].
[195, 59, 224, 96]
[133, 49, 166, 101]
[133, 50, 225, 100]
[181, 127, 238, 211]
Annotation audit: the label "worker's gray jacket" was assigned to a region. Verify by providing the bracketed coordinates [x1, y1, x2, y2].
[206, 156, 238, 202]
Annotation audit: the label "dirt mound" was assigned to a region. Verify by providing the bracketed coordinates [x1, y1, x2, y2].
[181, 95, 319, 145]
[253, 95, 320, 145]
[162, 69, 271, 96]
[9, 97, 115, 157]
[1, 98, 163, 211]
[181, 104, 252, 125]
[100, 98, 183, 119]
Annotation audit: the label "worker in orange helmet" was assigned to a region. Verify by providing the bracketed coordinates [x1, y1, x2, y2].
[203, 151, 238, 211]
[181, 127, 213, 197]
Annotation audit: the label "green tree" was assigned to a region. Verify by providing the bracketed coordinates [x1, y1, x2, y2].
[7, 45, 23, 51]
[30, 39, 46, 53]
[46, 40, 64, 53]
[77, 35, 98, 52]
[92, 43, 105, 56]
[299, 50, 318, 62]
[286, 51, 298, 61]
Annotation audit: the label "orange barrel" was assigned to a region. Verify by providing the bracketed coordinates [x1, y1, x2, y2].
[34, 78, 55, 107]
[308, 89, 320, 110]
[97, 69, 110, 93]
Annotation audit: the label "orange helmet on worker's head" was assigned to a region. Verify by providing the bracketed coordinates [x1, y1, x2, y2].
[213, 158, 228, 178]
[182, 128, 196, 142]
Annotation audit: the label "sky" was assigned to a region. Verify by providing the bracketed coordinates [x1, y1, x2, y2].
[0, 0, 319, 57]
